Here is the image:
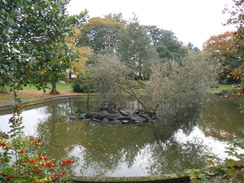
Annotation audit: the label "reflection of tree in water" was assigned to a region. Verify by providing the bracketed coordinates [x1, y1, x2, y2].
[35, 99, 213, 176]
[146, 135, 208, 175]
[36, 100, 88, 157]
[200, 98, 244, 140]
[37, 117, 155, 176]
[146, 112, 208, 175]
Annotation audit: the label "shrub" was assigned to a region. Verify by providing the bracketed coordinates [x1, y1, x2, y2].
[144, 54, 218, 118]
[89, 54, 132, 97]
[72, 74, 94, 93]
[0, 95, 75, 182]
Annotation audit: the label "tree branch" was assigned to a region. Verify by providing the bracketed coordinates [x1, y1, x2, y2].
[122, 88, 148, 111]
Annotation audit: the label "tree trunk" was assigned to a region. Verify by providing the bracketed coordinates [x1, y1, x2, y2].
[50, 82, 60, 95]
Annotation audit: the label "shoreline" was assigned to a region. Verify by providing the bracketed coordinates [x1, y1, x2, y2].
[0, 89, 242, 112]
[0, 90, 96, 112]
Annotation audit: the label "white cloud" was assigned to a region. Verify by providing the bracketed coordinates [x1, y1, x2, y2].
[67, 0, 235, 49]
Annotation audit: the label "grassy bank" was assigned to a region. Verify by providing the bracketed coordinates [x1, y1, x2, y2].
[210, 84, 234, 93]
[0, 82, 76, 104]
[0, 84, 234, 104]
[23, 82, 73, 90]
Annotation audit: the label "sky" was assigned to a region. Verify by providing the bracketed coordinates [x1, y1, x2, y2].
[67, 0, 235, 49]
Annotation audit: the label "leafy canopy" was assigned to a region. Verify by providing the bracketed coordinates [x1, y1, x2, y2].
[0, 0, 85, 91]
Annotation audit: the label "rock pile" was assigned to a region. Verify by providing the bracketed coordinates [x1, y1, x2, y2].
[72, 108, 155, 124]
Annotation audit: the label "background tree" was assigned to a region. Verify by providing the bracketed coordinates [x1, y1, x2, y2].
[203, 32, 240, 65]
[118, 18, 159, 80]
[146, 25, 188, 62]
[71, 46, 93, 76]
[223, 0, 244, 53]
[77, 17, 125, 53]
[32, 42, 75, 94]
[66, 27, 94, 77]
[0, 0, 86, 92]
[223, 0, 244, 99]
[203, 31, 242, 83]
[186, 42, 200, 53]
[104, 13, 126, 23]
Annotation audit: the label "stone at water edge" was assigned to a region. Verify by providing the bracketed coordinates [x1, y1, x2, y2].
[102, 118, 109, 122]
[119, 109, 136, 116]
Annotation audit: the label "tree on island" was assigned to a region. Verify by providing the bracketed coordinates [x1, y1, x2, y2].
[89, 53, 218, 122]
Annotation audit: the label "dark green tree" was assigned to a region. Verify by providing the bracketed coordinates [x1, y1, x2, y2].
[118, 18, 158, 79]
[104, 13, 126, 23]
[0, 0, 85, 92]
[77, 17, 125, 53]
[186, 42, 200, 53]
[146, 25, 188, 62]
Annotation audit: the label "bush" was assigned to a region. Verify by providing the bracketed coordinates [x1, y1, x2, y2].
[72, 74, 94, 93]
[0, 96, 75, 182]
[142, 54, 219, 117]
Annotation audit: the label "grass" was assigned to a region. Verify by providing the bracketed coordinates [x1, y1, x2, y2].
[23, 82, 73, 90]
[211, 84, 235, 93]
[0, 82, 75, 104]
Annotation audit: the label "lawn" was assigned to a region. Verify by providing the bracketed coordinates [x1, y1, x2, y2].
[0, 82, 75, 104]
[211, 84, 234, 93]
[23, 82, 73, 90]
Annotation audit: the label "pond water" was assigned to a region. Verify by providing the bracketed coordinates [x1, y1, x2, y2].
[0, 97, 243, 177]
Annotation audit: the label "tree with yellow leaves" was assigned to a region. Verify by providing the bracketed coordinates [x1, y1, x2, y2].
[71, 46, 93, 76]
[66, 27, 93, 77]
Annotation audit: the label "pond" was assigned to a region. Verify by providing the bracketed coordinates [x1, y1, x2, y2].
[0, 97, 243, 177]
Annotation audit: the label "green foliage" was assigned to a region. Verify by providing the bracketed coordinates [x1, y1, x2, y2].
[89, 54, 132, 98]
[229, 65, 244, 94]
[76, 14, 190, 80]
[186, 42, 200, 53]
[104, 13, 126, 23]
[210, 84, 234, 93]
[0, 95, 75, 182]
[145, 53, 218, 115]
[21, 83, 73, 90]
[89, 52, 219, 117]
[146, 25, 188, 62]
[88, 53, 151, 108]
[118, 18, 159, 79]
[0, 0, 86, 91]
[77, 17, 124, 52]
[190, 138, 244, 183]
[203, 31, 243, 83]
[72, 74, 93, 93]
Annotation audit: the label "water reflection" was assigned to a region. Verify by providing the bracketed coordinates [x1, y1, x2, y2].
[200, 99, 244, 140]
[0, 98, 243, 177]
